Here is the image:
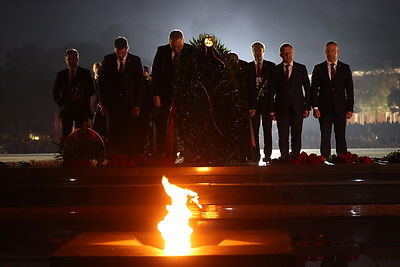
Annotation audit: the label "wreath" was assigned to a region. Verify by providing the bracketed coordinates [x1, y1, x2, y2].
[57, 125, 105, 167]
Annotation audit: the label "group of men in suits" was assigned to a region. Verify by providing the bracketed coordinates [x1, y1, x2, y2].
[53, 38, 145, 157]
[53, 31, 354, 161]
[53, 32, 187, 159]
[248, 40, 354, 161]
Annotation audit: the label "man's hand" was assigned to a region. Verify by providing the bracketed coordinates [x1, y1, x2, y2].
[153, 96, 161, 107]
[313, 108, 321, 118]
[270, 113, 277, 121]
[100, 105, 108, 116]
[249, 109, 256, 118]
[346, 111, 353, 120]
[131, 106, 140, 117]
[303, 110, 310, 118]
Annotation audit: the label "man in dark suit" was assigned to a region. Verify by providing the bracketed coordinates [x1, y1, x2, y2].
[228, 52, 257, 162]
[270, 43, 311, 158]
[248, 42, 276, 163]
[98, 36, 145, 157]
[311, 41, 354, 158]
[151, 29, 190, 159]
[53, 49, 95, 137]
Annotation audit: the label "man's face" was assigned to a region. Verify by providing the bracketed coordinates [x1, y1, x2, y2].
[228, 53, 239, 64]
[65, 53, 79, 69]
[280, 46, 294, 64]
[143, 70, 150, 79]
[325, 44, 339, 63]
[252, 44, 264, 62]
[170, 38, 184, 53]
[115, 47, 128, 60]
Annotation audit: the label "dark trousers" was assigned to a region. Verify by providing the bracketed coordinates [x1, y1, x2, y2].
[239, 115, 253, 162]
[61, 111, 86, 137]
[251, 101, 272, 161]
[108, 102, 139, 157]
[276, 108, 304, 158]
[153, 100, 172, 158]
[92, 106, 107, 138]
[318, 113, 347, 158]
[136, 106, 153, 156]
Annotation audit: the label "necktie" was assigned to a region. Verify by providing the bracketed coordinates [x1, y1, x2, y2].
[70, 70, 77, 88]
[119, 58, 124, 74]
[172, 52, 180, 70]
[285, 64, 290, 80]
[330, 63, 335, 82]
[256, 62, 262, 77]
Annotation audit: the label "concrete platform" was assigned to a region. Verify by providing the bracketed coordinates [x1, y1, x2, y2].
[1, 163, 400, 266]
[51, 230, 294, 267]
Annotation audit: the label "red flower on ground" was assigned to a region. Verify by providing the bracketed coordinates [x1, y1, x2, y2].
[351, 153, 360, 163]
[285, 152, 325, 164]
[359, 156, 373, 164]
[328, 152, 373, 164]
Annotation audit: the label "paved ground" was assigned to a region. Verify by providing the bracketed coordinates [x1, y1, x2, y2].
[0, 148, 396, 163]
[1, 154, 400, 266]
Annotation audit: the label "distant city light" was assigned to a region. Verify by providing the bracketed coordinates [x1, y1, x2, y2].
[353, 68, 400, 77]
[29, 133, 40, 141]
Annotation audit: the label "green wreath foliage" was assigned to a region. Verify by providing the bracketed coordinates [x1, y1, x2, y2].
[173, 34, 248, 164]
[382, 150, 400, 163]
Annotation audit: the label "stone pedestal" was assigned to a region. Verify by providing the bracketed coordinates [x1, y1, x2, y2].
[52, 230, 294, 267]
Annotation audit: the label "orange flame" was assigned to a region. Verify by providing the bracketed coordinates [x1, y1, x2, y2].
[158, 176, 202, 255]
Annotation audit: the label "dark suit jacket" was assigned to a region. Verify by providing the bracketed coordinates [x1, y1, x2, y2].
[99, 53, 144, 108]
[247, 60, 276, 109]
[151, 43, 191, 103]
[271, 61, 311, 115]
[52, 66, 94, 117]
[311, 60, 354, 115]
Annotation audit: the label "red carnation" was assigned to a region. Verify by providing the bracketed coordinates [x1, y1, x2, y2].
[360, 156, 373, 164]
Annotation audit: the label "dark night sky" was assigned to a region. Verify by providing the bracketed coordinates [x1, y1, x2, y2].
[1, 0, 400, 70]
[1, 0, 400, 132]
